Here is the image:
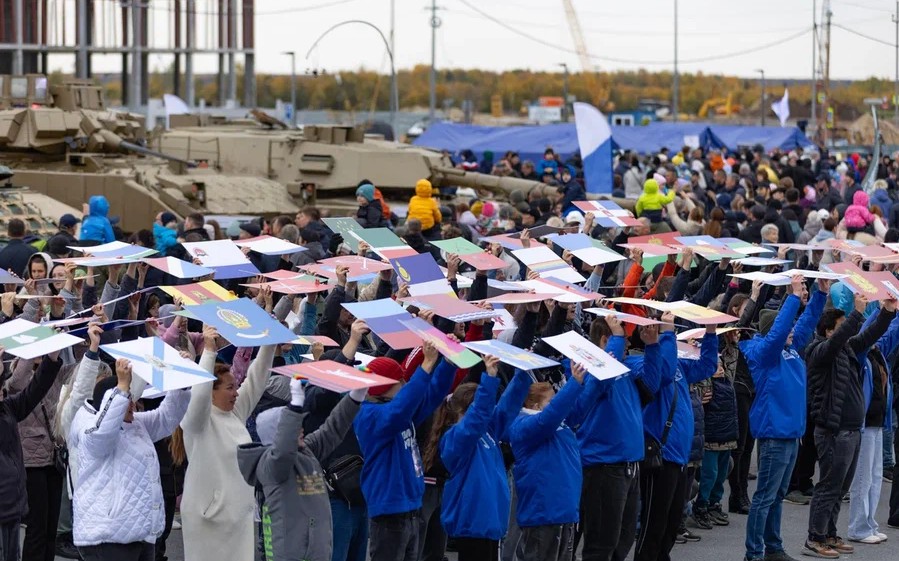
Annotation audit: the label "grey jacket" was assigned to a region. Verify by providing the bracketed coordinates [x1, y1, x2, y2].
[237, 395, 360, 561]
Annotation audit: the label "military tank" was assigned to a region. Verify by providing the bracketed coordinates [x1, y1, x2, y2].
[153, 113, 567, 215]
[0, 74, 300, 232]
[0, 166, 80, 242]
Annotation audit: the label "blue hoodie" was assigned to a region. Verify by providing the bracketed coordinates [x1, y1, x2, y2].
[153, 222, 178, 256]
[79, 195, 116, 244]
[739, 290, 825, 440]
[354, 357, 456, 517]
[570, 336, 661, 465]
[440, 370, 531, 540]
[510, 377, 584, 528]
[643, 331, 718, 466]
[858, 309, 899, 430]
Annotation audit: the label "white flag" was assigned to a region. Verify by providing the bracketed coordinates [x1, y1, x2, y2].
[771, 89, 790, 127]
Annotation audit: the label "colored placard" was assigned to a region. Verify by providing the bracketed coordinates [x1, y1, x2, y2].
[517, 279, 603, 303]
[160, 280, 237, 306]
[462, 339, 559, 371]
[0, 319, 84, 359]
[431, 238, 508, 270]
[185, 298, 297, 346]
[322, 217, 365, 252]
[234, 235, 307, 256]
[272, 360, 399, 393]
[291, 335, 339, 347]
[100, 337, 216, 391]
[349, 228, 417, 260]
[584, 308, 664, 326]
[240, 279, 330, 294]
[182, 239, 259, 279]
[69, 241, 157, 259]
[618, 243, 681, 257]
[399, 317, 482, 368]
[573, 200, 641, 227]
[541, 331, 630, 381]
[399, 294, 499, 323]
[824, 262, 893, 301]
[552, 233, 626, 266]
[511, 245, 585, 284]
[732, 257, 791, 267]
[142, 257, 214, 279]
[342, 299, 423, 349]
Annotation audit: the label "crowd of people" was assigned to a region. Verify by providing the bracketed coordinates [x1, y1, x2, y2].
[0, 139, 898, 561]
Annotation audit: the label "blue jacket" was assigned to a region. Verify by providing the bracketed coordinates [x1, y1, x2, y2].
[510, 378, 584, 527]
[153, 223, 178, 256]
[571, 336, 661, 465]
[560, 180, 586, 215]
[740, 290, 825, 440]
[355, 357, 456, 517]
[539, 158, 559, 176]
[440, 370, 531, 540]
[643, 331, 718, 466]
[859, 309, 899, 430]
[79, 195, 115, 244]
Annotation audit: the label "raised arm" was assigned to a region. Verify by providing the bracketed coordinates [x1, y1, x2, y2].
[849, 302, 896, 354]
[136, 388, 192, 442]
[439, 374, 500, 473]
[412, 351, 457, 426]
[682, 330, 719, 384]
[756, 292, 802, 356]
[234, 344, 277, 421]
[305, 394, 363, 461]
[7, 354, 60, 422]
[181, 330, 218, 432]
[510, 369, 583, 444]
[488, 363, 533, 441]
[78, 362, 131, 457]
[791, 283, 827, 352]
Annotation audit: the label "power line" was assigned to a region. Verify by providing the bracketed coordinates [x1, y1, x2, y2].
[129, 0, 360, 17]
[455, 0, 810, 66]
[832, 0, 894, 13]
[832, 23, 896, 47]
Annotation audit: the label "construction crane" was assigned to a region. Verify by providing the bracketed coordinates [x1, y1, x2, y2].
[562, 0, 598, 73]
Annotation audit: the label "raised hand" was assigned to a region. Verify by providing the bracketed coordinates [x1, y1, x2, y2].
[115, 359, 133, 392]
[336, 265, 349, 288]
[350, 319, 370, 341]
[484, 355, 499, 377]
[88, 323, 103, 352]
[202, 325, 219, 348]
[660, 312, 675, 332]
[790, 275, 805, 296]
[854, 292, 869, 314]
[421, 340, 439, 373]
[605, 315, 625, 336]
[571, 362, 587, 384]
[640, 324, 660, 345]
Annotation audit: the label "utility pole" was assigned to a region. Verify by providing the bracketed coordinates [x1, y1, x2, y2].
[756, 69, 766, 126]
[893, 1, 898, 126]
[559, 63, 570, 122]
[283, 51, 297, 128]
[130, 1, 143, 111]
[810, 0, 817, 137]
[428, 0, 441, 121]
[672, 0, 679, 122]
[823, 3, 832, 146]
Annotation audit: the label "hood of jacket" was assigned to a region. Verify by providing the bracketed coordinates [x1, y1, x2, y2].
[88, 195, 110, 218]
[25, 251, 54, 280]
[415, 179, 433, 198]
[852, 190, 869, 207]
[643, 179, 660, 196]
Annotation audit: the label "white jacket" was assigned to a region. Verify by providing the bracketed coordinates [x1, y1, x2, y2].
[69, 386, 190, 546]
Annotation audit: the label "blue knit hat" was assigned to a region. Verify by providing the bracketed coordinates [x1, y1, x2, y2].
[356, 183, 375, 202]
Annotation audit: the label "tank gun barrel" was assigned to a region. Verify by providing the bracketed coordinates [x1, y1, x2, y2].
[97, 130, 196, 167]
[430, 166, 608, 202]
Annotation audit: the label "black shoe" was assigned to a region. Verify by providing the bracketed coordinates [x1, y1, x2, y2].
[55, 541, 82, 560]
[764, 550, 800, 561]
[883, 471, 893, 483]
[690, 507, 714, 530]
[888, 520, 899, 529]
[748, 472, 758, 480]
[679, 528, 702, 542]
[709, 504, 730, 525]
[730, 497, 750, 514]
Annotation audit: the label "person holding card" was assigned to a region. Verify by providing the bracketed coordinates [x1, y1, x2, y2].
[68, 358, 190, 561]
[179, 327, 276, 561]
[237, 377, 367, 561]
[422, 357, 531, 561]
[509, 362, 587, 561]
[354, 342, 457, 561]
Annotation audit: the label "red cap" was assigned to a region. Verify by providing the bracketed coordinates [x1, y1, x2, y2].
[366, 357, 408, 397]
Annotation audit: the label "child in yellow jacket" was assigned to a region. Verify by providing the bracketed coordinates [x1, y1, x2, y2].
[635, 178, 676, 223]
[407, 179, 442, 236]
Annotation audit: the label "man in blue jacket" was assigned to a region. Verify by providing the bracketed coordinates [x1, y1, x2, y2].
[740, 275, 826, 561]
[634, 314, 718, 561]
[573, 316, 662, 561]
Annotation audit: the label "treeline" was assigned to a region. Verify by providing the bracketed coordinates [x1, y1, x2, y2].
[62, 65, 893, 118]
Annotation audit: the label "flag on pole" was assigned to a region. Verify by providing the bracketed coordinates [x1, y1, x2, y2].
[573, 102, 613, 194]
[771, 89, 790, 127]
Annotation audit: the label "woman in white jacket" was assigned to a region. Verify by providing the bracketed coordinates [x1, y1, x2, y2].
[179, 326, 276, 561]
[68, 358, 190, 561]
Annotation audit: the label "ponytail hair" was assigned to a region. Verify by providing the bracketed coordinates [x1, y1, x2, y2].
[170, 426, 186, 466]
[422, 383, 478, 472]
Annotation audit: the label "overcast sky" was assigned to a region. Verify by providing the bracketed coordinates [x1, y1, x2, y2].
[61, 0, 897, 81]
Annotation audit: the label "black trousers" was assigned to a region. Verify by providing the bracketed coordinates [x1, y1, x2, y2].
[635, 461, 688, 561]
[579, 463, 639, 561]
[418, 485, 447, 561]
[78, 542, 154, 561]
[23, 465, 63, 561]
[370, 510, 421, 561]
[789, 412, 817, 494]
[729, 390, 755, 502]
[455, 537, 499, 561]
[808, 428, 861, 542]
[0, 522, 20, 561]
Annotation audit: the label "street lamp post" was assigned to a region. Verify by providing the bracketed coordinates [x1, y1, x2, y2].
[282, 51, 297, 128]
[306, 20, 398, 135]
[559, 63, 570, 122]
[756, 68, 766, 126]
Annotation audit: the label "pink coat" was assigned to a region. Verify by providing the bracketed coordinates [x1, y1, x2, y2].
[843, 191, 874, 229]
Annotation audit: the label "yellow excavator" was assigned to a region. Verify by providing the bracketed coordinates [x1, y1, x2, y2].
[698, 93, 742, 118]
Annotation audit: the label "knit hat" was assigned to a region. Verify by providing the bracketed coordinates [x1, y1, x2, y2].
[510, 189, 526, 205]
[758, 309, 778, 336]
[356, 183, 375, 202]
[481, 202, 495, 218]
[653, 173, 667, 186]
[160, 211, 178, 226]
[366, 357, 408, 397]
[240, 222, 262, 238]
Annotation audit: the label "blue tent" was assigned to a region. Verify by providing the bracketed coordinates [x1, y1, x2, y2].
[412, 121, 728, 161]
[709, 125, 815, 152]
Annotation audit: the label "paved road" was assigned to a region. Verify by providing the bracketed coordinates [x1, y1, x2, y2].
[54, 479, 896, 560]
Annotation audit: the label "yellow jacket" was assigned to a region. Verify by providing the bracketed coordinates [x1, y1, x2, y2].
[635, 179, 676, 216]
[407, 180, 442, 230]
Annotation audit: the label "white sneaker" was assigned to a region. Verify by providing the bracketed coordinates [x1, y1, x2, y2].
[849, 535, 883, 544]
[875, 532, 888, 541]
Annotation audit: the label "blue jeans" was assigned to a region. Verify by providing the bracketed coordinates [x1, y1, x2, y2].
[330, 498, 368, 561]
[745, 438, 798, 560]
[698, 449, 731, 507]
[884, 417, 896, 469]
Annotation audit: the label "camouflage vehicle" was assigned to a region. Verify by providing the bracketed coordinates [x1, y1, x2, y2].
[0, 166, 80, 243]
[0, 74, 299, 232]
